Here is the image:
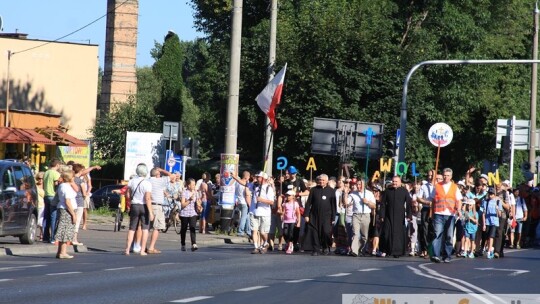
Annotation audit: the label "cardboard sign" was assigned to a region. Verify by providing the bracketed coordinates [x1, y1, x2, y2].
[306, 157, 317, 171]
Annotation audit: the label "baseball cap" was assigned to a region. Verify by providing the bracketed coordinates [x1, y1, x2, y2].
[457, 180, 466, 187]
[285, 190, 296, 196]
[288, 166, 298, 174]
[480, 174, 488, 180]
[255, 171, 268, 179]
[487, 186, 496, 194]
[466, 199, 475, 205]
[502, 180, 511, 186]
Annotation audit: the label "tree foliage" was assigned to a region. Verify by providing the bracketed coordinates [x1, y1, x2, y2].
[97, 0, 536, 182]
[184, 0, 532, 180]
[153, 32, 201, 139]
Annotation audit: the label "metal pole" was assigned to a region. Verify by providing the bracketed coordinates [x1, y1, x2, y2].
[224, 0, 243, 154]
[399, 59, 540, 163]
[264, 0, 278, 176]
[510, 115, 516, 187]
[5, 50, 12, 127]
[530, 4, 539, 173]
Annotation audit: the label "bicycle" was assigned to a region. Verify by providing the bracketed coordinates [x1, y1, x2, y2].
[162, 198, 181, 234]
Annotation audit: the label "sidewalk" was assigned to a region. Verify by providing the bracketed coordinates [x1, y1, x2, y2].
[0, 214, 250, 257]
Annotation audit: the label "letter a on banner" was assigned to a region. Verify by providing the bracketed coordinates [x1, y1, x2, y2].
[306, 157, 317, 171]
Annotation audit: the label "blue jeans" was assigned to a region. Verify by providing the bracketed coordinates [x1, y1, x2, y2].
[237, 204, 249, 235]
[43, 196, 58, 242]
[432, 214, 455, 258]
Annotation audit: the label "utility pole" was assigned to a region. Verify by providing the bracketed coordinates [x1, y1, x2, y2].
[5, 50, 12, 127]
[264, 0, 278, 176]
[529, 3, 539, 173]
[224, 0, 243, 154]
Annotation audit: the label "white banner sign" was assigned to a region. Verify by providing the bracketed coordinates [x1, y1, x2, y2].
[124, 131, 164, 180]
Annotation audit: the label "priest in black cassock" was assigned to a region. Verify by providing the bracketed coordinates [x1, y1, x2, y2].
[380, 176, 412, 258]
[303, 174, 337, 256]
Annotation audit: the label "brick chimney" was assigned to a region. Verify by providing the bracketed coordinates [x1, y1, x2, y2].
[99, 0, 138, 114]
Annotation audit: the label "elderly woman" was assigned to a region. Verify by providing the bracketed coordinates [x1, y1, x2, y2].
[55, 170, 77, 259]
[124, 163, 154, 256]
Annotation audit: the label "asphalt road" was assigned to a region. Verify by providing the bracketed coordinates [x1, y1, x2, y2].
[0, 244, 538, 304]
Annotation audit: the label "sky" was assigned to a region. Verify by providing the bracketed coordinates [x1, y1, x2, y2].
[0, 1, 201, 67]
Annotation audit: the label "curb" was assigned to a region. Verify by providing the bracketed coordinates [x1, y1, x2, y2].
[1, 244, 88, 256]
[1, 236, 248, 256]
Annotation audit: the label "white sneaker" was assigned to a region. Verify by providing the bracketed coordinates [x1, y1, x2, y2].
[133, 243, 141, 253]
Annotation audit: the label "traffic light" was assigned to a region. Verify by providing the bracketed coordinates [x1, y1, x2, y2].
[385, 140, 396, 157]
[499, 136, 511, 164]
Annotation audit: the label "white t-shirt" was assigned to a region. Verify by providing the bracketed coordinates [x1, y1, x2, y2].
[149, 176, 170, 205]
[515, 197, 528, 220]
[57, 183, 77, 210]
[349, 189, 375, 214]
[128, 177, 152, 205]
[254, 183, 275, 217]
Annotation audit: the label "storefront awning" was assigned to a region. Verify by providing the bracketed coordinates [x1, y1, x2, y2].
[0, 127, 56, 145]
[35, 127, 88, 147]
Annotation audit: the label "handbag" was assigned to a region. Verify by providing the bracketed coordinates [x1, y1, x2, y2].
[511, 218, 517, 229]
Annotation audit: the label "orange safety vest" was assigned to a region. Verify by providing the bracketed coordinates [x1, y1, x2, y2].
[433, 182, 458, 214]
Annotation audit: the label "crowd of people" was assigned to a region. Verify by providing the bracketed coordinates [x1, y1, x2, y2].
[37, 158, 540, 262]
[232, 165, 540, 262]
[38, 159, 101, 259]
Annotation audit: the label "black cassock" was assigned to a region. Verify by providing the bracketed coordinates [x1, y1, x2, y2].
[303, 185, 336, 252]
[380, 186, 411, 256]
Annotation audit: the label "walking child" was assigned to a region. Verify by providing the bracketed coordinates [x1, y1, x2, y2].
[482, 187, 503, 259]
[282, 190, 301, 254]
[463, 199, 478, 258]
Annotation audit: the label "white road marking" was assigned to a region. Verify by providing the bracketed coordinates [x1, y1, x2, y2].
[0, 265, 46, 271]
[475, 267, 529, 276]
[327, 273, 351, 277]
[46, 272, 82, 276]
[358, 268, 381, 272]
[286, 279, 314, 283]
[159, 263, 176, 265]
[409, 264, 508, 304]
[170, 296, 214, 303]
[235, 286, 269, 292]
[0, 279, 14, 282]
[104, 267, 134, 271]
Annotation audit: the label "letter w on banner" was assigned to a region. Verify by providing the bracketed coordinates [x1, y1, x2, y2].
[255, 63, 287, 131]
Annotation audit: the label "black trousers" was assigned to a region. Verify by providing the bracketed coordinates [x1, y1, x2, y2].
[180, 216, 197, 246]
[494, 215, 507, 255]
[419, 207, 431, 252]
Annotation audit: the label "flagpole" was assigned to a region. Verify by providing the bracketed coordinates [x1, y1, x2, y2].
[263, 0, 278, 176]
[263, 127, 274, 172]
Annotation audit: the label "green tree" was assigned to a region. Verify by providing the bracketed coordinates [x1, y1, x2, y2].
[187, 0, 536, 181]
[153, 32, 201, 139]
[90, 68, 162, 160]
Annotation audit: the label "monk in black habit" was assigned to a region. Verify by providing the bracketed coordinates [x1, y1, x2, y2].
[380, 176, 412, 258]
[303, 174, 336, 256]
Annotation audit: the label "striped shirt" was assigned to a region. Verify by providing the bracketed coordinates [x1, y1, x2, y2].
[149, 176, 170, 205]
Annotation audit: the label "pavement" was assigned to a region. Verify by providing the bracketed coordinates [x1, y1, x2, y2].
[0, 213, 250, 257]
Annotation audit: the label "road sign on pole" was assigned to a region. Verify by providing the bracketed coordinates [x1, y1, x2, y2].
[496, 119, 529, 150]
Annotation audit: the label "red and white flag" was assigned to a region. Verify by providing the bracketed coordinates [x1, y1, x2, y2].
[256, 63, 287, 131]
